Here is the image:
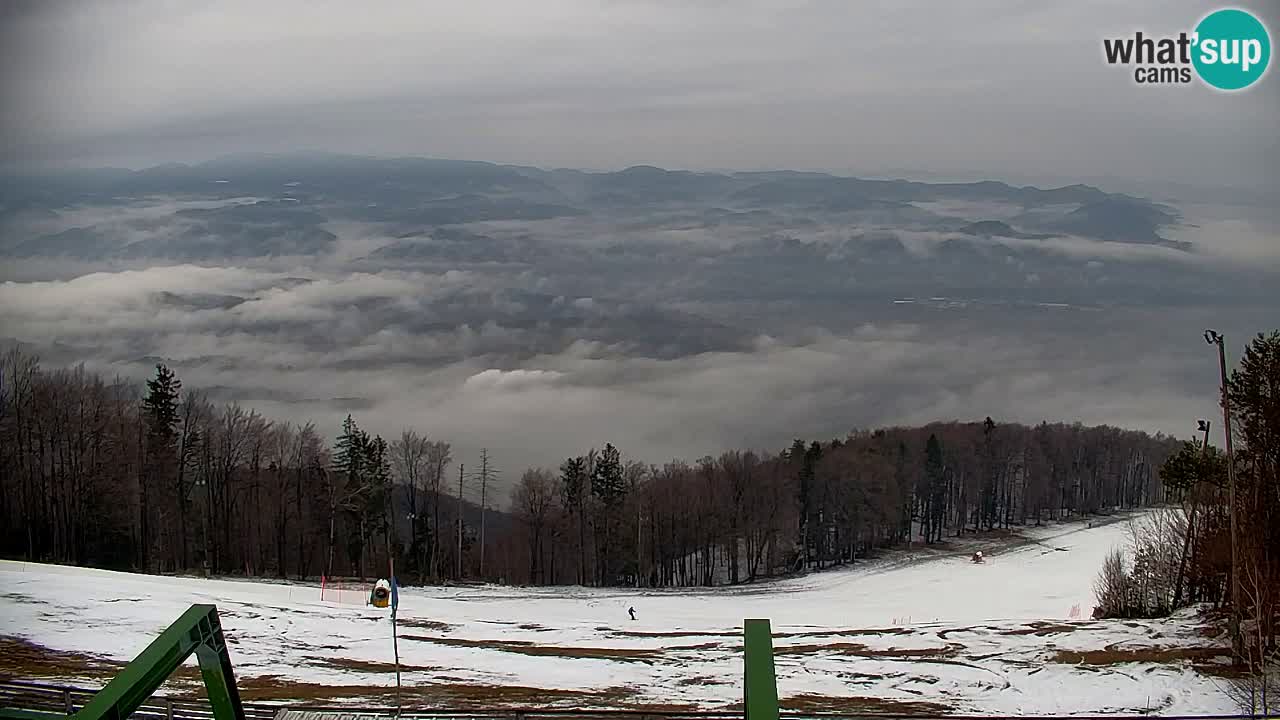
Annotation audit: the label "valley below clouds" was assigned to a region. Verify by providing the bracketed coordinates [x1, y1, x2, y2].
[1, 154, 1276, 474]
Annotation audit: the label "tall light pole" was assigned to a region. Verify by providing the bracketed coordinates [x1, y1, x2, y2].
[476, 449, 498, 580]
[457, 463, 465, 580]
[1204, 329, 1241, 657]
[636, 508, 644, 589]
[195, 476, 211, 576]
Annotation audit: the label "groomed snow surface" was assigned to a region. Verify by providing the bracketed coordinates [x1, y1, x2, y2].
[0, 515, 1239, 715]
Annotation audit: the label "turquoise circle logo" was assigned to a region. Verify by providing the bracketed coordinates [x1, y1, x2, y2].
[1192, 8, 1271, 90]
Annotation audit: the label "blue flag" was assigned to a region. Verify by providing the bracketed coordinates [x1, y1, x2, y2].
[390, 575, 399, 612]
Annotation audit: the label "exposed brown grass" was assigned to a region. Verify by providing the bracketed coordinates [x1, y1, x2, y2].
[0, 635, 123, 679]
[402, 634, 530, 648]
[782, 692, 950, 715]
[775, 641, 959, 659]
[395, 619, 455, 632]
[1001, 621, 1090, 636]
[222, 676, 641, 708]
[611, 629, 738, 638]
[675, 675, 728, 687]
[1052, 646, 1230, 665]
[870, 645, 961, 659]
[401, 634, 662, 661]
[0, 635, 202, 687]
[667, 641, 725, 651]
[227, 675, 707, 712]
[774, 627, 914, 638]
[309, 657, 444, 673]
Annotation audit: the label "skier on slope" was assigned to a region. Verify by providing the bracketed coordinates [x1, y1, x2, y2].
[628, 606, 637, 621]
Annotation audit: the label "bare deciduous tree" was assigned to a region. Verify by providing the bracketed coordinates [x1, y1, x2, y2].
[512, 468, 556, 584]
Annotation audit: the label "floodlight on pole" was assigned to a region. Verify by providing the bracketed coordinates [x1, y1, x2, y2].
[1204, 329, 1241, 659]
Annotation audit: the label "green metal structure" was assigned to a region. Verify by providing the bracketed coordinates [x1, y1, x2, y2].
[0, 604, 245, 720]
[743, 619, 779, 720]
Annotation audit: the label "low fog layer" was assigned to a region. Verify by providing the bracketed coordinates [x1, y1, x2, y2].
[1, 155, 1275, 479]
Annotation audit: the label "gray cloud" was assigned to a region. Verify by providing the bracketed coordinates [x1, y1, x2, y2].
[3, 0, 1277, 192]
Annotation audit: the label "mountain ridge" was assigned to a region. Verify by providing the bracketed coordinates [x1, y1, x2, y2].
[1, 152, 1182, 254]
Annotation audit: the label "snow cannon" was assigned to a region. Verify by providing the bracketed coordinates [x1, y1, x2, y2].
[369, 579, 392, 608]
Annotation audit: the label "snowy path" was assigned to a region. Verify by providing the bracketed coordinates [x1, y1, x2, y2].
[0, 516, 1239, 715]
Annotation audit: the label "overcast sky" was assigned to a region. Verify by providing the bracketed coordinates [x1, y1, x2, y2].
[2, 0, 1277, 191]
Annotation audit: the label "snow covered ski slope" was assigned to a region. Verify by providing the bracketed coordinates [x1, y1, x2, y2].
[0, 516, 1238, 715]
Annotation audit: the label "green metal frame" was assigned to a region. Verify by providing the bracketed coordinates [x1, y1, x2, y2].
[1, 604, 245, 720]
[743, 619, 779, 720]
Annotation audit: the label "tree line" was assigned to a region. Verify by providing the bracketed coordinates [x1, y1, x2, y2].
[0, 351, 456, 581]
[505, 417, 1176, 588]
[2, 345, 1192, 588]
